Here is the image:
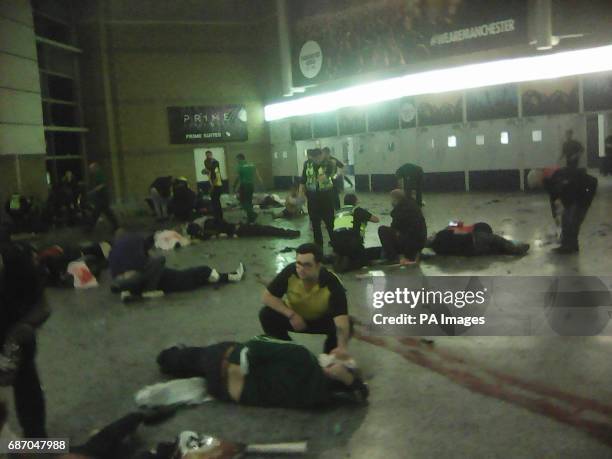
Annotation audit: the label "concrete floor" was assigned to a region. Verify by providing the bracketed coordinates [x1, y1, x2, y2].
[7, 176, 612, 458]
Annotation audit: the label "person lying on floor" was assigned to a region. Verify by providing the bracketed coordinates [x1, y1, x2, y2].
[377, 189, 427, 266]
[108, 229, 244, 301]
[186, 216, 300, 240]
[36, 241, 110, 287]
[331, 193, 380, 272]
[156, 334, 368, 410]
[426, 221, 530, 256]
[271, 183, 306, 219]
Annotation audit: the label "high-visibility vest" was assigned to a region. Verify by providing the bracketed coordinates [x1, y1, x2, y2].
[9, 194, 22, 210]
[304, 160, 334, 192]
[334, 205, 366, 238]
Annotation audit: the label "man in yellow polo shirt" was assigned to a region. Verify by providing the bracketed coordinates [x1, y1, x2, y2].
[260, 243, 351, 354]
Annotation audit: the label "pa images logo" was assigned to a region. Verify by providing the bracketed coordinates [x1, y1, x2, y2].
[545, 277, 612, 335]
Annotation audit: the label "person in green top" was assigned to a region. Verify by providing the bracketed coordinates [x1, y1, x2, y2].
[156, 335, 368, 409]
[87, 162, 119, 232]
[233, 153, 263, 223]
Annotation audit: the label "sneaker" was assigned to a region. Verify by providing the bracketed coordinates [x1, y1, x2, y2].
[142, 290, 165, 299]
[228, 262, 245, 282]
[121, 291, 141, 303]
[513, 243, 530, 255]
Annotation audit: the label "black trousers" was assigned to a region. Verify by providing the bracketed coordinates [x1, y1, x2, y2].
[259, 306, 338, 353]
[156, 342, 237, 401]
[158, 266, 224, 292]
[71, 413, 145, 459]
[236, 223, 300, 239]
[560, 203, 589, 250]
[239, 183, 257, 223]
[307, 191, 335, 247]
[88, 195, 119, 231]
[472, 232, 521, 255]
[332, 232, 381, 269]
[12, 334, 47, 438]
[209, 187, 223, 220]
[378, 225, 424, 260]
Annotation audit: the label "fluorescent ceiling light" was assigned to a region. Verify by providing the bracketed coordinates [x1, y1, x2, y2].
[265, 44, 612, 121]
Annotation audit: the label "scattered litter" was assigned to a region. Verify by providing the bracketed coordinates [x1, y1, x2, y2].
[278, 246, 296, 253]
[484, 199, 501, 205]
[420, 339, 434, 346]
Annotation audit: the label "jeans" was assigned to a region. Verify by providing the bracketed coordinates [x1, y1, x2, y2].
[259, 306, 338, 353]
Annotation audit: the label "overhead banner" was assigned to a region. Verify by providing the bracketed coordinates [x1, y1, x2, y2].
[289, 0, 528, 87]
[167, 105, 248, 144]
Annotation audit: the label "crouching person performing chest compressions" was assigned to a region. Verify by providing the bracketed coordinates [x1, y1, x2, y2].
[108, 230, 244, 302]
[259, 243, 352, 355]
[156, 335, 368, 409]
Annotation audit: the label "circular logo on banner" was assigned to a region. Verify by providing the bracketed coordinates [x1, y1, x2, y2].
[400, 101, 416, 124]
[299, 40, 323, 79]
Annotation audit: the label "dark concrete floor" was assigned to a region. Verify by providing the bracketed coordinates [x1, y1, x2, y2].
[5, 177, 612, 458]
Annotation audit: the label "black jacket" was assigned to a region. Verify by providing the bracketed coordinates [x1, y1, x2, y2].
[544, 168, 597, 218]
[390, 197, 427, 244]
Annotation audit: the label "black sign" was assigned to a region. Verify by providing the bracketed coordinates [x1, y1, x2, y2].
[167, 105, 248, 144]
[289, 0, 528, 87]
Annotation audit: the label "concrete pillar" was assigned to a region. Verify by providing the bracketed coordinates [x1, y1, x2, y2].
[276, 0, 293, 96]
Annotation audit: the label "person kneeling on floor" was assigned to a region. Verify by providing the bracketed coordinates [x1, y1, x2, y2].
[377, 189, 427, 266]
[259, 243, 351, 355]
[156, 335, 368, 409]
[108, 229, 244, 302]
[331, 193, 380, 272]
[426, 221, 530, 256]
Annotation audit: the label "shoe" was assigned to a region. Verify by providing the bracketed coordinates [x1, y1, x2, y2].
[121, 291, 141, 303]
[228, 262, 245, 282]
[513, 243, 530, 255]
[142, 290, 165, 299]
[552, 245, 578, 254]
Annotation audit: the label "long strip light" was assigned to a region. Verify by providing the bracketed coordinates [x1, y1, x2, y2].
[265, 44, 612, 121]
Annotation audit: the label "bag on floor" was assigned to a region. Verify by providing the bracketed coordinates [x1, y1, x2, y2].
[66, 260, 98, 289]
[135, 377, 212, 408]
